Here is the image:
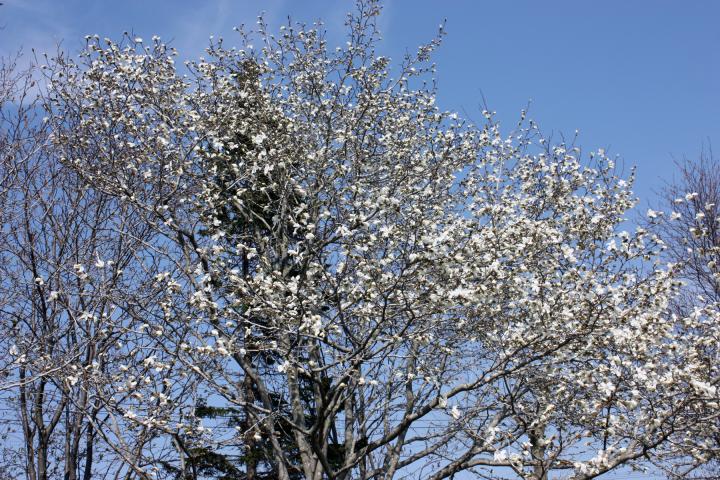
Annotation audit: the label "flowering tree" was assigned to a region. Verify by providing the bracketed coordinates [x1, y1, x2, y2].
[1, 1, 716, 479]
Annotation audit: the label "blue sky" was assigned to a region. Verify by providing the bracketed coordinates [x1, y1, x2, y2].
[2, 0, 718, 207]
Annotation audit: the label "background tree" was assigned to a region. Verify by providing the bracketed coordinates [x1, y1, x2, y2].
[0, 53, 197, 480]
[652, 146, 720, 479]
[656, 147, 720, 304]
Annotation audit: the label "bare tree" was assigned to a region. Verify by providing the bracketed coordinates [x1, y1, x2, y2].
[652, 146, 720, 478]
[657, 147, 720, 304]
[0, 54, 44, 393]
[0, 54, 195, 480]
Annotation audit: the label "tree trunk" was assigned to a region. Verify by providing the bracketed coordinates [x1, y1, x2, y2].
[529, 425, 548, 480]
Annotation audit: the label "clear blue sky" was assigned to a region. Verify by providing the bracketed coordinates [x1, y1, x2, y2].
[2, 0, 718, 207]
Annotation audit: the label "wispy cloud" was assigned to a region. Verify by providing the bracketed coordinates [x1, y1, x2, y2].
[1, 0, 76, 62]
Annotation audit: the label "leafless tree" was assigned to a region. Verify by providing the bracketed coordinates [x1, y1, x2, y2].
[0, 54, 195, 480]
[652, 146, 720, 479]
[656, 146, 720, 305]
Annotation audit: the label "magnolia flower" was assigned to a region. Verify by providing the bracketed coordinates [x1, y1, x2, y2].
[691, 380, 717, 397]
[251, 132, 267, 145]
[450, 405, 461, 420]
[494, 449, 509, 462]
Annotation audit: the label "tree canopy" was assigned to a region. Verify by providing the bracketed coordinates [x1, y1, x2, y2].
[1, 2, 718, 479]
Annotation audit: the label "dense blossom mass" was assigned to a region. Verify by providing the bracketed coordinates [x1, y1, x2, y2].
[1, 2, 718, 479]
